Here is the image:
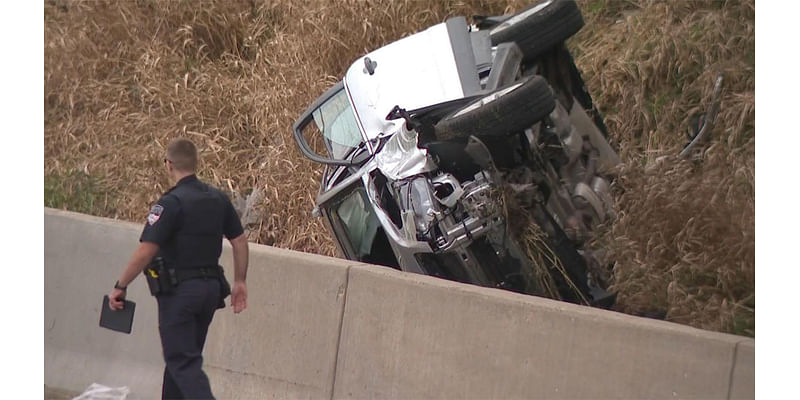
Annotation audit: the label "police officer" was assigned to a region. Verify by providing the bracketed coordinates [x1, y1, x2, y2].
[108, 138, 249, 400]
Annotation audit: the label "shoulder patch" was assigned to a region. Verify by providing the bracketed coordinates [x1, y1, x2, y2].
[147, 204, 164, 225]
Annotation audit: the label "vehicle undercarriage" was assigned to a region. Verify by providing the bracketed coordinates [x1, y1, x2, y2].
[293, 0, 619, 307]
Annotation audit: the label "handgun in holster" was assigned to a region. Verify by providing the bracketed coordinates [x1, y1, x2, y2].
[143, 257, 177, 296]
[215, 265, 232, 309]
[217, 265, 231, 298]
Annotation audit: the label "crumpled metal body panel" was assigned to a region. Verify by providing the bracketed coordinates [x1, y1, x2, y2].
[374, 124, 437, 180]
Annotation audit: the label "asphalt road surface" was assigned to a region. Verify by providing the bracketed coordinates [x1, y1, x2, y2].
[44, 385, 78, 400]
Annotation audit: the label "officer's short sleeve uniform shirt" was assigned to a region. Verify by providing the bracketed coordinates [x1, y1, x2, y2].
[140, 193, 183, 245]
[221, 196, 244, 240]
[139, 175, 244, 249]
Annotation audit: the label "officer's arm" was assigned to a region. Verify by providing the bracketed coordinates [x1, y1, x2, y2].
[117, 242, 160, 288]
[222, 193, 248, 312]
[229, 233, 249, 283]
[222, 194, 248, 284]
[109, 241, 159, 310]
[228, 233, 249, 313]
[112, 195, 177, 304]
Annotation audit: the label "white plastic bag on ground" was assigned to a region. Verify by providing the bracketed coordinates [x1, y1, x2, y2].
[71, 383, 130, 400]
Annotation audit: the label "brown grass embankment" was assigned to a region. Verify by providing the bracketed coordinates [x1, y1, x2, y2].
[573, 0, 754, 335]
[44, 0, 754, 335]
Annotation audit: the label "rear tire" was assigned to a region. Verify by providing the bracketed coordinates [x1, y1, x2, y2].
[489, 0, 584, 62]
[434, 75, 555, 140]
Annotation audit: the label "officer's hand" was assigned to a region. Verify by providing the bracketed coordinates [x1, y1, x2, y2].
[231, 281, 247, 313]
[108, 288, 127, 311]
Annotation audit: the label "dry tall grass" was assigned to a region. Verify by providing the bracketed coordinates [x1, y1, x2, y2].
[44, 0, 754, 335]
[573, 0, 755, 335]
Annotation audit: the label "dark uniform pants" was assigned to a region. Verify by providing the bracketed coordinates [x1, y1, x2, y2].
[157, 278, 221, 400]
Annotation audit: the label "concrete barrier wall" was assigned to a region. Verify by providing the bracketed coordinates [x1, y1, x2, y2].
[44, 208, 351, 399]
[45, 209, 164, 399]
[202, 243, 350, 399]
[333, 267, 754, 399]
[44, 208, 754, 399]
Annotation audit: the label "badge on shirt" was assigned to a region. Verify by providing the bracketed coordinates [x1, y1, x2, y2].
[147, 204, 164, 225]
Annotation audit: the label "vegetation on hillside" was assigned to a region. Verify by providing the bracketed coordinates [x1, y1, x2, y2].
[44, 0, 754, 336]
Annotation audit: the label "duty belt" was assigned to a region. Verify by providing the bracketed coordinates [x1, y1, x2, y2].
[173, 266, 223, 282]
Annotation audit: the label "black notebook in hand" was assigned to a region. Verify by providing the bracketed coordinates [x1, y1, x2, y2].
[99, 295, 136, 334]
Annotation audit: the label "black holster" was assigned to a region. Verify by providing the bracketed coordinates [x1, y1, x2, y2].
[143, 257, 177, 296]
[216, 265, 231, 309]
[218, 265, 231, 298]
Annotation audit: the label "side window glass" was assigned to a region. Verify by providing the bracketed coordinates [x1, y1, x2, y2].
[312, 90, 363, 160]
[331, 188, 379, 259]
